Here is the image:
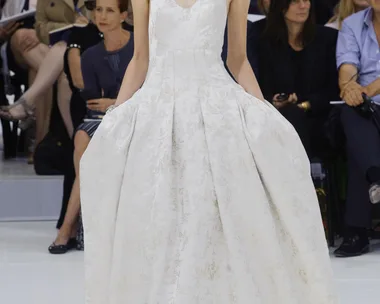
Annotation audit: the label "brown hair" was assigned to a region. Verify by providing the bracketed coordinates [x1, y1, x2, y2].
[265, 0, 315, 48]
[122, 0, 133, 24]
[118, 0, 130, 12]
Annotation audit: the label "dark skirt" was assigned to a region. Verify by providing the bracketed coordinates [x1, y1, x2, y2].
[76, 119, 101, 138]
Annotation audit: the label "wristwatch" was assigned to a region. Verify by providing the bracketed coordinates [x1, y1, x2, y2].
[106, 105, 117, 114]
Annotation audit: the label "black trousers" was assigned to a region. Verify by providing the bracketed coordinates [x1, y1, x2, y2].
[340, 105, 380, 228]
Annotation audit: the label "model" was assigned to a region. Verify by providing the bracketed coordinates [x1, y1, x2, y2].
[80, 0, 338, 303]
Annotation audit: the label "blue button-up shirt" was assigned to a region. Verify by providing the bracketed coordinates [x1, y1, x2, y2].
[337, 8, 380, 103]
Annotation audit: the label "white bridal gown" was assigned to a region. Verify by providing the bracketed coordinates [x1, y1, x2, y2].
[80, 0, 338, 303]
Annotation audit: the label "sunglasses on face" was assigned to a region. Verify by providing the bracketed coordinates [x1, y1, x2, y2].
[84, 0, 96, 10]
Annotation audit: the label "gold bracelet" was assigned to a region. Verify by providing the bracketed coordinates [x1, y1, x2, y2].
[300, 102, 311, 111]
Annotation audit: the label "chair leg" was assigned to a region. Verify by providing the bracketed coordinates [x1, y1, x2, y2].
[330, 162, 343, 238]
[1, 118, 13, 159]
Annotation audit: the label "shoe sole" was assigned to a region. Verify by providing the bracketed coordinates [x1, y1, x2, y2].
[334, 245, 370, 258]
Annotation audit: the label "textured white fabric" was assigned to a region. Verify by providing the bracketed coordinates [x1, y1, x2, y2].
[80, 0, 339, 303]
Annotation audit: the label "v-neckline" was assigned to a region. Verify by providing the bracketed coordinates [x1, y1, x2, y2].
[172, 0, 199, 10]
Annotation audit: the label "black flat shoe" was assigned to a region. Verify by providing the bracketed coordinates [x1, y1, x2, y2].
[334, 235, 370, 258]
[48, 238, 78, 254]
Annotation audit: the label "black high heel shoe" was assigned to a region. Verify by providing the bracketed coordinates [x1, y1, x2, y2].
[48, 238, 78, 254]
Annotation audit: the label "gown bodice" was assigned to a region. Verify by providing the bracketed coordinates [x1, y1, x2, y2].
[149, 0, 227, 57]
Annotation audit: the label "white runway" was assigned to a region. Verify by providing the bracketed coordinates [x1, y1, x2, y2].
[0, 221, 379, 304]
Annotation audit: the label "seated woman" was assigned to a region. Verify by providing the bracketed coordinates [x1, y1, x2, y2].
[0, 0, 51, 145]
[258, 0, 339, 158]
[325, 0, 368, 30]
[48, 0, 134, 254]
[53, 0, 104, 230]
[0, 0, 89, 140]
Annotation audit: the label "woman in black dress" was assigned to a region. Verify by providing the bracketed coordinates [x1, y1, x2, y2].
[258, 0, 339, 158]
[49, 0, 134, 254]
[53, 0, 104, 235]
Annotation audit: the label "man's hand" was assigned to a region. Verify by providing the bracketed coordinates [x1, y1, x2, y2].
[365, 78, 380, 98]
[87, 98, 115, 113]
[0, 22, 21, 41]
[341, 81, 367, 107]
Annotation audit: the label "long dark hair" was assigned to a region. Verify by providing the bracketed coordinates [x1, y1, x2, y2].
[264, 0, 316, 47]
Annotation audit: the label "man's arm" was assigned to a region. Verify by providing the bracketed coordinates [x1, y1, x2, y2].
[337, 20, 367, 106]
[366, 78, 380, 97]
[339, 63, 358, 91]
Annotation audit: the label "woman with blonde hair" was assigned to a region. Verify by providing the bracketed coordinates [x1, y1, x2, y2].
[326, 0, 368, 29]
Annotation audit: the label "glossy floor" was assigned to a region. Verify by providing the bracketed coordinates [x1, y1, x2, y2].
[0, 221, 379, 303]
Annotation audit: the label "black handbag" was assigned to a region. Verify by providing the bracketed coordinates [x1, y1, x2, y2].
[33, 132, 73, 175]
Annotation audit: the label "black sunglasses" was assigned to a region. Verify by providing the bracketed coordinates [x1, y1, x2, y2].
[84, 0, 96, 11]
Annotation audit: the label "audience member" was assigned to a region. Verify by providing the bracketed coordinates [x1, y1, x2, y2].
[55, 0, 104, 230]
[49, 0, 134, 254]
[0, 0, 90, 139]
[0, 0, 52, 145]
[36, 0, 103, 229]
[258, 0, 339, 158]
[334, 1, 380, 257]
[55, 0, 133, 230]
[326, 0, 368, 29]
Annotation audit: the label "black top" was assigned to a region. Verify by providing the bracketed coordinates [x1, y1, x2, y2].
[81, 32, 134, 117]
[258, 26, 339, 115]
[289, 47, 306, 101]
[246, 18, 266, 76]
[64, 22, 134, 93]
[64, 22, 104, 93]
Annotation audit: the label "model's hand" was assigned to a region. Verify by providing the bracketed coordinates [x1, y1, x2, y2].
[87, 98, 115, 113]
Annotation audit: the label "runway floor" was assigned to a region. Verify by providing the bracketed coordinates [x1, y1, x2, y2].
[1, 221, 379, 304]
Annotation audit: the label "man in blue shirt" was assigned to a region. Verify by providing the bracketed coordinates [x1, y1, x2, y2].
[335, 2, 380, 257]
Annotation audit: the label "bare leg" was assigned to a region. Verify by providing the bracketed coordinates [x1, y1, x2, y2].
[10, 31, 52, 144]
[34, 86, 52, 145]
[13, 43, 49, 71]
[5, 41, 67, 118]
[57, 73, 74, 138]
[26, 69, 37, 163]
[13, 38, 73, 139]
[53, 131, 90, 245]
